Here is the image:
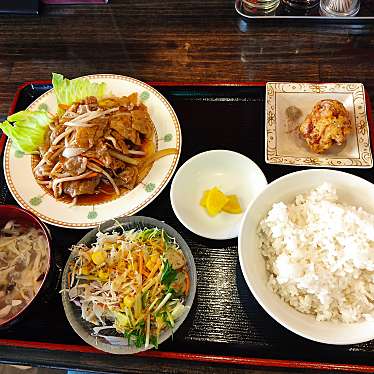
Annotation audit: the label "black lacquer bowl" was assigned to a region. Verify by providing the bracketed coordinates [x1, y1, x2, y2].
[0, 205, 53, 329]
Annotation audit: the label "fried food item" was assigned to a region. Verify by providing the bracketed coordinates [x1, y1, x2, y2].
[299, 100, 352, 154]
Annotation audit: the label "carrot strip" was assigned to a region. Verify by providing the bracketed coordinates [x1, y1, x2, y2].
[142, 268, 150, 277]
[184, 271, 190, 296]
[86, 172, 98, 178]
[67, 271, 72, 287]
[58, 103, 70, 110]
[90, 158, 106, 167]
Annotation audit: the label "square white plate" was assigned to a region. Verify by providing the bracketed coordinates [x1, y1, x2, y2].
[265, 82, 373, 168]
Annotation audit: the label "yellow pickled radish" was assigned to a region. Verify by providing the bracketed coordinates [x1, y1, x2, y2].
[200, 187, 242, 216]
[206, 187, 229, 216]
[222, 195, 243, 214]
[200, 190, 210, 207]
[91, 251, 106, 265]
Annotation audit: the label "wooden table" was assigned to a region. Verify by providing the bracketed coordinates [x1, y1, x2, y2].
[1, 1, 374, 115]
[0, 1, 373, 373]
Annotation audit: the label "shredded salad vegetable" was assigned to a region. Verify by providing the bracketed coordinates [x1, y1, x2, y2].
[67, 227, 189, 349]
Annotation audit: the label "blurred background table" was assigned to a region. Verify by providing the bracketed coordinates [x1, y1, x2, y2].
[0, 1, 373, 373]
[1, 0, 374, 115]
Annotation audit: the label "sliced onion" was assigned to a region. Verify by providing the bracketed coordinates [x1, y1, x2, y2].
[64, 107, 119, 127]
[0, 305, 12, 318]
[98, 335, 129, 346]
[108, 150, 140, 166]
[92, 325, 115, 334]
[62, 147, 88, 158]
[128, 149, 145, 156]
[52, 127, 74, 146]
[52, 171, 98, 189]
[87, 163, 120, 196]
[142, 148, 178, 166]
[12, 300, 22, 307]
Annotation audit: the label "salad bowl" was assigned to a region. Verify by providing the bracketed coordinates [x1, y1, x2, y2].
[61, 215, 197, 354]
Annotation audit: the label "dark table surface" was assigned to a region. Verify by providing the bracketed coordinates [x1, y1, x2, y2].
[0, 1, 374, 373]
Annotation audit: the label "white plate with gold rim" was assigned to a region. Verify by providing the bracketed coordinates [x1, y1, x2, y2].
[265, 82, 373, 168]
[3, 74, 181, 229]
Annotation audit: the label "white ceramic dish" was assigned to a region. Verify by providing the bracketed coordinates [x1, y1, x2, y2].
[170, 150, 267, 240]
[3, 74, 181, 229]
[265, 82, 373, 168]
[238, 169, 374, 345]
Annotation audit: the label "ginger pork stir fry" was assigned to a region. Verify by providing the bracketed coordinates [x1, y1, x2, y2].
[67, 228, 190, 349]
[34, 94, 158, 204]
[0, 221, 48, 322]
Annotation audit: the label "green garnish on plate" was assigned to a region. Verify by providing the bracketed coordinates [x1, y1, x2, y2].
[0, 73, 107, 153]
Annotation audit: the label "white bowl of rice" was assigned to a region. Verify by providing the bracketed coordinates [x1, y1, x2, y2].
[238, 169, 374, 345]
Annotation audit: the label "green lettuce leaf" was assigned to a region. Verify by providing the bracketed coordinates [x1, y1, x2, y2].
[0, 73, 107, 153]
[52, 72, 106, 106]
[0, 111, 50, 153]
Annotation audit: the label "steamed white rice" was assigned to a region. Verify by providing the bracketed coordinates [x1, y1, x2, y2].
[258, 183, 374, 323]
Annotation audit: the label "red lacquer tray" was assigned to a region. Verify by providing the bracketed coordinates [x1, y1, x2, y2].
[0, 81, 373, 373]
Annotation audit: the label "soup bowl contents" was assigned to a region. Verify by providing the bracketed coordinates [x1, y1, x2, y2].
[0, 206, 51, 327]
[239, 169, 374, 344]
[61, 216, 196, 354]
[259, 183, 373, 323]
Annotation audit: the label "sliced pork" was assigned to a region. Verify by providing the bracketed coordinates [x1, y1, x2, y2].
[63, 177, 101, 197]
[32, 92, 161, 204]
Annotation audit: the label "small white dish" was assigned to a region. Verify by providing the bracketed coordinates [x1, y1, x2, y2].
[170, 150, 267, 240]
[238, 169, 374, 344]
[265, 82, 373, 168]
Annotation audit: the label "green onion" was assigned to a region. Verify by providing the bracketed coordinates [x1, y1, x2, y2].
[160, 260, 177, 288]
